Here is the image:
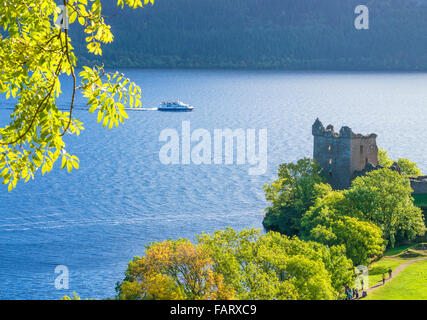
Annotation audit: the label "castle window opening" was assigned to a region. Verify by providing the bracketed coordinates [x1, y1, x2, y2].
[329, 158, 332, 165]
[328, 145, 331, 151]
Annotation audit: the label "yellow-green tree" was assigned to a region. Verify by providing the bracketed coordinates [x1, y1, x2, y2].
[117, 228, 354, 300]
[0, 0, 152, 191]
[378, 148, 421, 177]
[116, 239, 235, 300]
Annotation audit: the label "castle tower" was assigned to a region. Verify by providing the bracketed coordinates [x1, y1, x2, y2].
[312, 119, 379, 189]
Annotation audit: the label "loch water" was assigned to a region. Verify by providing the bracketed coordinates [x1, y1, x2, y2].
[0, 70, 426, 299]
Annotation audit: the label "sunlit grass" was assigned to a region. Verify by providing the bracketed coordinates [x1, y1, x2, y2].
[365, 259, 427, 300]
[366, 243, 427, 287]
[367, 258, 406, 287]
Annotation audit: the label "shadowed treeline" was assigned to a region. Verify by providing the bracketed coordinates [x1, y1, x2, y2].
[72, 0, 427, 70]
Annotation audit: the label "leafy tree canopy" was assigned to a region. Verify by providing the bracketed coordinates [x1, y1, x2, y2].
[0, 0, 153, 191]
[264, 159, 425, 266]
[263, 158, 327, 236]
[116, 228, 354, 300]
[116, 238, 234, 300]
[346, 169, 425, 247]
[301, 190, 384, 265]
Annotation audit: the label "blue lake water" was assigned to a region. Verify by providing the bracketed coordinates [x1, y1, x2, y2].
[0, 70, 427, 300]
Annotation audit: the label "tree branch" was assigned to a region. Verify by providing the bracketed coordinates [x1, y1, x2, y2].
[0, 59, 64, 146]
[60, 0, 76, 137]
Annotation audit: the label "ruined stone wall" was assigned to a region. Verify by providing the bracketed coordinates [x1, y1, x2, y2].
[350, 136, 379, 173]
[411, 176, 427, 194]
[313, 134, 351, 189]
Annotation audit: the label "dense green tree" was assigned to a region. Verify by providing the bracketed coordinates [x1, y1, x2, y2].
[346, 169, 425, 247]
[0, 0, 152, 190]
[197, 228, 353, 300]
[301, 190, 384, 265]
[263, 158, 327, 236]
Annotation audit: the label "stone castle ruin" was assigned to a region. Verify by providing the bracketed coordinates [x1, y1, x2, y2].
[312, 118, 379, 189]
[312, 118, 427, 193]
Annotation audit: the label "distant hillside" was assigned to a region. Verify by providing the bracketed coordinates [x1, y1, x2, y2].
[71, 0, 427, 70]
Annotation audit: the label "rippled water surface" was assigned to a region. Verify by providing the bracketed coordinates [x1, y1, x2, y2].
[0, 70, 426, 299]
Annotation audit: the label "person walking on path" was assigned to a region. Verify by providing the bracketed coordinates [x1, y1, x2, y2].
[361, 279, 364, 291]
[382, 273, 386, 285]
[388, 268, 392, 279]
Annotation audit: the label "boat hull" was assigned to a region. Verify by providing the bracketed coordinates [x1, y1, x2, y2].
[158, 108, 194, 112]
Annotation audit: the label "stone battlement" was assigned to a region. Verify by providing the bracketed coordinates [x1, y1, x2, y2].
[312, 118, 377, 139]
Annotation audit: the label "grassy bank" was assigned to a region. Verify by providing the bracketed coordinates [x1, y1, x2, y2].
[362, 243, 427, 299]
[366, 259, 427, 300]
[367, 258, 406, 287]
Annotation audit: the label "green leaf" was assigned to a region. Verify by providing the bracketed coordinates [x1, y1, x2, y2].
[97, 110, 104, 123]
[61, 156, 67, 170]
[0, 168, 8, 178]
[66, 160, 73, 173]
